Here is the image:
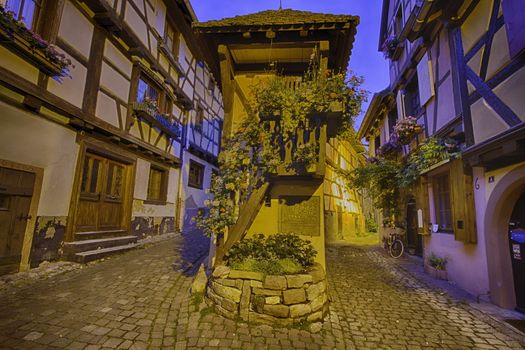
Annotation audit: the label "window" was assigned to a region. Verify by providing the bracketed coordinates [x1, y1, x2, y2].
[105, 162, 124, 200]
[164, 21, 179, 58]
[81, 154, 102, 195]
[188, 160, 204, 189]
[404, 75, 421, 117]
[136, 78, 159, 104]
[195, 106, 204, 132]
[147, 166, 167, 202]
[433, 174, 453, 232]
[388, 110, 398, 136]
[374, 135, 381, 154]
[3, 0, 40, 29]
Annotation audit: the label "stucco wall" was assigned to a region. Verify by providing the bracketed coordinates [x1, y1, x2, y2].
[0, 101, 78, 217]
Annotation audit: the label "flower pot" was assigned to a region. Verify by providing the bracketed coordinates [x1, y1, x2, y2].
[424, 264, 447, 280]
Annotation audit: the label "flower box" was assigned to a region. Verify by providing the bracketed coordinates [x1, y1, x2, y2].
[131, 102, 182, 139]
[0, 27, 65, 77]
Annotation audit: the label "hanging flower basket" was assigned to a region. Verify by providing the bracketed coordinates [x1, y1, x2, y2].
[394, 116, 423, 145]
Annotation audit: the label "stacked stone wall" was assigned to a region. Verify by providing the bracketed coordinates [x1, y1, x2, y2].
[205, 264, 329, 326]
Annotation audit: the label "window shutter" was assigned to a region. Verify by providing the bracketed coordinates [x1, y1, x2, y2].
[449, 159, 477, 243]
[417, 53, 435, 106]
[415, 176, 430, 235]
[503, 0, 525, 58]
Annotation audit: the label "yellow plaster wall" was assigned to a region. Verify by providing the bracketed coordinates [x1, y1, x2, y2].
[0, 46, 40, 85]
[246, 181, 326, 268]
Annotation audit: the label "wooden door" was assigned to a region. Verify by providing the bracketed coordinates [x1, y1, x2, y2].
[0, 167, 35, 275]
[75, 153, 127, 233]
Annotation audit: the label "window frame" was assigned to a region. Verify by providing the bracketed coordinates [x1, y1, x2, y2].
[146, 165, 168, 204]
[164, 19, 180, 59]
[404, 74, 421, 117]
[194, 105, 204, 132]
[188, 160, 205, 189]
[135, 74, 174, 116]
[432, 173, 453, 233]
[3, 0, 41, 30]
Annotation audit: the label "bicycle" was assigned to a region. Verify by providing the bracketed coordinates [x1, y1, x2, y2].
[384, 231, 404, 258]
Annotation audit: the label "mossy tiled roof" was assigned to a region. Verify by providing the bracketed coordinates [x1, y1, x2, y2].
[193, 9, 359, 29]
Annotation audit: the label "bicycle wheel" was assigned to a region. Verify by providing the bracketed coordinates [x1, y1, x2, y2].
[389, 239, 404, 258]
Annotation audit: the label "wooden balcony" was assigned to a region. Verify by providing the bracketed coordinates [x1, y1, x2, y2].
[0, 27, 64, 77]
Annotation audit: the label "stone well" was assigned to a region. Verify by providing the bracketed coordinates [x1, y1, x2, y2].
[205, 263, 329, 326]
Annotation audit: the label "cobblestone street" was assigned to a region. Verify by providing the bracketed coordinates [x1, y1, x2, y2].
[0, 236, 524, 350]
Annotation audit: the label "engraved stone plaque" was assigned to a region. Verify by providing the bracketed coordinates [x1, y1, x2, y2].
[279, 196, 320, 236]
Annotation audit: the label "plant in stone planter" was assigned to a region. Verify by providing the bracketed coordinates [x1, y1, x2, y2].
[426, 252, 448, 280]
[225, 233, 317, 275]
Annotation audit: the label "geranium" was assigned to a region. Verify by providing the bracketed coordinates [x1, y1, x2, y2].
[0, 4, 73, 78]
[394, 116, 423, 144]
[382, 35, 400, 59]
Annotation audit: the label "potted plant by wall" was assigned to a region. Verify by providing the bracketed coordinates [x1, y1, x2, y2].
[424, 252, 448, 280]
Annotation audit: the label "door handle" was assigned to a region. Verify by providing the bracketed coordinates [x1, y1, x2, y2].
[16, 214, 32, 221]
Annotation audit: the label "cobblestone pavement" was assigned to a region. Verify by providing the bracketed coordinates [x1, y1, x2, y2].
[0, 236, 524, 350]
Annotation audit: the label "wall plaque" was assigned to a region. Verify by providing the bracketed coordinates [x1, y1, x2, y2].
[279, 196, 320, 236]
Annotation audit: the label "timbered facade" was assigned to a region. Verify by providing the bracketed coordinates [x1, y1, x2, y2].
[0, 0, 223, 270]
[361, 0, 525, 310]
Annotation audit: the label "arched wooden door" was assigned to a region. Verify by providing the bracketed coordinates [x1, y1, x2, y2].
[509, 191, 525, 312]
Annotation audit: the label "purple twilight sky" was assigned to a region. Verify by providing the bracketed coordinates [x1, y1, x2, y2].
[190, 0, 390, 129]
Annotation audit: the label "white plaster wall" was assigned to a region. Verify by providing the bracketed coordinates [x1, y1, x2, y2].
[99, 62, 130, 102]
[47, 50, 87, 108]
[133, 158, 150, 200]
[95, 91, 120, 127]
[58, 0, 93, 59]
[104, 40, 132, 79]
[423, 168, 490, 297]
[0, 101, 78, 216]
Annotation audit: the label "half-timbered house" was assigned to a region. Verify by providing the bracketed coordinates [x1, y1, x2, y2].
[0, 0, 223, 272]
[194, 9, 367, 267]
[361, 0, 525, 311]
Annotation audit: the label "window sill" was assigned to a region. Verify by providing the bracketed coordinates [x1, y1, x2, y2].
[187, 183, 203, 190]
[144, 199, 167, 205]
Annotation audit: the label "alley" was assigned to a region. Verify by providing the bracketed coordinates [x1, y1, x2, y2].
[0, 237, 524, 350]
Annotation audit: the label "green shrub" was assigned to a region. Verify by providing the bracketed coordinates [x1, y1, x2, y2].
[231, 257, 305, 275]
[365, 217, 378, 233]
[427, 253, 447, 270]
[226, 233, 317, 272]
[277, 258, 304, 274]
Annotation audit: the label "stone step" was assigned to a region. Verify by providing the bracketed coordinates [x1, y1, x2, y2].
[63, 236, 138, 255]
[71, 244, 138, 263]
[74, 229, 128, 241]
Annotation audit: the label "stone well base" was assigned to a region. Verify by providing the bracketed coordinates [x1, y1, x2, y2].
[205, 263, 329, 326]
